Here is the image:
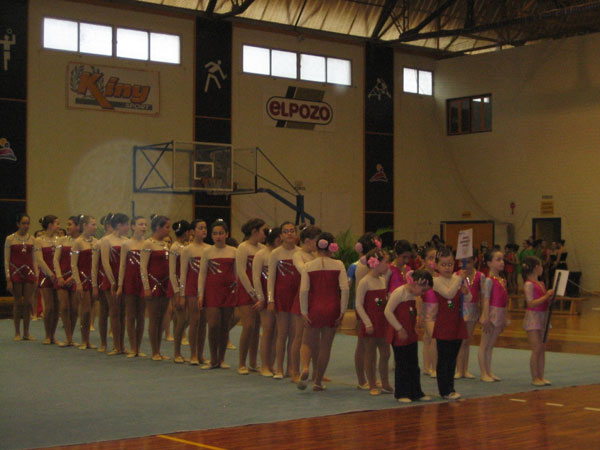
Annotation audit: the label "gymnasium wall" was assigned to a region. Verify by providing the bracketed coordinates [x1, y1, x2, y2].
[230, 25, 364, 240]
[433, 33, 600, 290]
[27, 0, 195, 229]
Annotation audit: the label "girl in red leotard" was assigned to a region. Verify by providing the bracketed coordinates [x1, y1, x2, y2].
[35, 215, 60, 345]
[4, 213, 36, 341]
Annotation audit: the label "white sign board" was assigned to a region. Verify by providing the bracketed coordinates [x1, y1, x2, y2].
[553, 270, 569, 296]
[455, 229, 473, 260]
[67, 62, 160, 115]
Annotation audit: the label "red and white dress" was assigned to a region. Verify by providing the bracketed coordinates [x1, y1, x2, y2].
[198, 245, 237, 308]
[37, 244, 56, 289]
[235, 241, 263, 306]
[142, 247, 170, 297]
[355, 274, 388, 338]
[384, 285, 419, 346]
[4, 233, 36, 284]
[291, 249, 315, 315]
[299, 256, 349, 329]
[432, 275, 468, 341]
[267, 246, 299, 313]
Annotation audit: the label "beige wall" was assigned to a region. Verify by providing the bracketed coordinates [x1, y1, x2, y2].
[432, 33, 600, 289]
[27, 0, 195, 229]
[230, 26, 364, 241]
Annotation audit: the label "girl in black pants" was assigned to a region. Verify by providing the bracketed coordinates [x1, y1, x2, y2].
[384, 269, 433, 403]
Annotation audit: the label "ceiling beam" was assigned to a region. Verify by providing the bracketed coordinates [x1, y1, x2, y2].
[205, 0, 217, 16]
[394, 1, 600, 43]
[370, 0, 399, 40]
[399, 0, 458, 38]
[219, 0, 256, 19]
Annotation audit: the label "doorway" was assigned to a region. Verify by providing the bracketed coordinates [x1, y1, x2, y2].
[532, 218, 561, 243]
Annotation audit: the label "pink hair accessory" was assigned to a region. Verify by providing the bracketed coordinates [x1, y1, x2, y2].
[354, 242, 363, 253]
[329, 242, 339, 253]
[367, 257, 380, 269]
[317, 239, 329, 249]
[374, 239, 382, 249]
[405, 270, 415, 285]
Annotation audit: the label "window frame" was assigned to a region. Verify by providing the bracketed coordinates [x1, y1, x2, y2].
[42, 16, 181, 66]
[402, 66, 434, 96]
[242, 42, 352, 87]
[446, 93, 493, 136]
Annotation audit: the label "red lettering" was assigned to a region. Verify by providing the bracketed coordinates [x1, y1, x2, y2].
[289, 102, 299, 117]
[320, 106, 331, 121]
[268, 100, 280, 117]
[77, 72, 113, 109]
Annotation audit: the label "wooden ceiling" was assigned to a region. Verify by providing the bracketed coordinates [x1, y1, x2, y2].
[131, 0, 600, 57]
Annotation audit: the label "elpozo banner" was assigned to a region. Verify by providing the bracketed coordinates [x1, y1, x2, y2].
[264, 86, 335, 132]
[67, 63, 159, 115]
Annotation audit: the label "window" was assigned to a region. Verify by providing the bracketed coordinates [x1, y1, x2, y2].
[79, 22, 112, 56]
[42, 17, 180, 64]
[300, 54, 326, 83]
[242, 44, 351, 86]
[447, 94, 492, 135]
[43, 18, 78, 52]
[403, 67, 433, 96]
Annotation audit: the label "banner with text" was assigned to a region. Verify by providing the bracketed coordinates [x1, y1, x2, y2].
[67, 63, 160, 115]
[263, 86, 335, 131]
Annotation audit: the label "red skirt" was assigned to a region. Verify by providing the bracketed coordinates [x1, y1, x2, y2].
[204, 258, 236, 308]
[123, 250, 142, 296]
[9, 244, 36, 284]
[359, 289, 388, 338]
[306, 270, 341, 329]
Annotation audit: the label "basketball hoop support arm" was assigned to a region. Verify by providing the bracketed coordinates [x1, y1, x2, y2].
[257, 188, 315, 225]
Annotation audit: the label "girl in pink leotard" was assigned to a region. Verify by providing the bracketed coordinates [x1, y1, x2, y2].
[478, 249, 508, 382]
[455, 254, 485, 379]
[522, 256, 554, 386]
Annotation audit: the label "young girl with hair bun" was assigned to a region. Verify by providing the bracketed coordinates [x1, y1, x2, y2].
[97, 213, 129, 355]
[297, 232, 349, 391]
[419, 246, 438, 377]
[116, 216, 147, 357]
[351, 232, 381, 390]
[267, 221, 299, 379]
[385, 269, 434, 403]
[4, 214, 36, 341]
[35, 215, 60, 345]
[235, 218, 267, 374]
[355, 248, 393, 396]
[197, 219, 237, 369]
[455, 254, 485, 379]
[478, 249, 508, 382]
[432, 247, 469, 400]
[290, 225, 321, 383]
[522, 256, 554, 386]
[71, 215, 98, 350]
[53, 216, 80, 346]
[167, 220, 190, 363]
[140, 215, 171, 361]
[179, 219, 209, 365]
[252, 227, 281, 376]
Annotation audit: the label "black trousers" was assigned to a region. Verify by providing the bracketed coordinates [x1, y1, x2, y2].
[436, 339, 462, 397]
[393, 342, 424, 400]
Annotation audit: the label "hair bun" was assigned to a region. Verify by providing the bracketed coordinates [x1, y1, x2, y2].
[38, 217, 44, 224]
[150, 214, 157, 221]
[317, 239, 329, 249]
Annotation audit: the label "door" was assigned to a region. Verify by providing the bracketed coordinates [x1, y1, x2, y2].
[441, 221, 495, 252]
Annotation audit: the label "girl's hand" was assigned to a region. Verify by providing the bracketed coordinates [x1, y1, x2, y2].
[92, 287, 99, 300]
[197, 296, 203, 310]
[6, 280, 13, 294]
[76, 284, 83, 299]
[460, 284, 469, 294]
[457, 270, 467, 279]
[267, 302, 275, 312]
[546, 289, 555, 298]
[334, 314, 343, 328]
[396, 328, 408, 342]
[365, 325, 374, 335]
[110, 283, 117, 296]
[57, 277, 65, 288]
[143, 289, 151, 299]
[116, 286, 123, 300]
[302, 313, 312, 327]
[64, 276, 74, 287]
[175, 294, 185, 311]
[416, 316, 424, 332]
[252, 299, 264, 311]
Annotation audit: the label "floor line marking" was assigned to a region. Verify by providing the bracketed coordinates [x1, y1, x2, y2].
[509, 398, 527, 403]
[545, 403, 564, 407]
[584, 407, 600, 412]
[157, 434, 228, 450]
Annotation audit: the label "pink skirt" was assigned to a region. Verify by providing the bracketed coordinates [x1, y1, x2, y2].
[462, 302, 479, 322]
[523, 310, 550, 331]
[423, 302, 438, 322]
[489, 305, 508, 330]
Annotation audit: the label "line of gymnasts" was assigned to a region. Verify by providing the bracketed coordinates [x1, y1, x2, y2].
[4, 213, 554, 401]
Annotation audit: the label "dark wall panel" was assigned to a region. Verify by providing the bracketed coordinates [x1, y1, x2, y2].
[365, 133, 394, 213]
[0, 0, 27, 100]
[0, 201, 27, 295]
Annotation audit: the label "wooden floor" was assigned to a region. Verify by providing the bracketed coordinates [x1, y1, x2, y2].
[40, 295, 600, 450]
[45, 385, 600, 450]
